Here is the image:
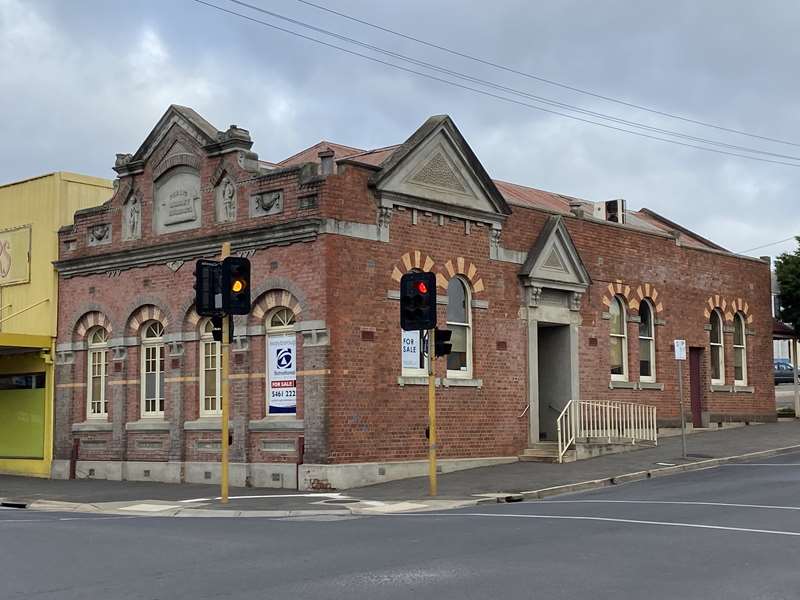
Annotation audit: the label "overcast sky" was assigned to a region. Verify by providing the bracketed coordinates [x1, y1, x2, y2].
[2, 0, 799, 260]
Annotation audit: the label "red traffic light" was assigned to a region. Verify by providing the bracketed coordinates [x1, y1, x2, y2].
[415, 281, 429, 294]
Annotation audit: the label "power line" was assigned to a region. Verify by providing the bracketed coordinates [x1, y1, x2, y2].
[293, 0, 800, 149]
[740, 236, 798, 254]
[226, 0, 800, 162]
[191, 0, 800, 168]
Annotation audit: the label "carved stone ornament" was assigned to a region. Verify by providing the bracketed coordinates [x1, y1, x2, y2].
[154, 167, 202, 235]
[88, 224, 111, 246]
[215, 176, 237, 223]
[122, 192, 142, 241]
[569, 292, 583, 311]
[490, 228, 502, 249]
[166, 260, 185, 272]
[250, 190, 283, 217]
[527, 285, 543, 307]
[377, 206, 392, 229]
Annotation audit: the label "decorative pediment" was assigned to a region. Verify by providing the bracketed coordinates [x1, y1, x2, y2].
[372, 115, 510, 219]
[520, 215, 591, 293]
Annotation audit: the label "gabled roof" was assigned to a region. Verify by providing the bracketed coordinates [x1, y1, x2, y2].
[520, 215, 591, 291]
[370, 115, 511, 216]
[131, 105, 220, 162]
[278, 140, 365, 167]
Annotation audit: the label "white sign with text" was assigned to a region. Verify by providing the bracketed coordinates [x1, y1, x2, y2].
[674, 339, 687, 361]
[268, 334, 297, 413]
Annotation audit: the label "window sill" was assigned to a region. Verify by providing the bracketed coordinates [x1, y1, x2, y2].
[183, 418, 233, 431]
[638, 382, 665, 391]
[442, 378, 482, 388]
[72, 421, 112, 432]
[710, 384, 732, 393]
[609, 381, 636, 390]
[398, 376, 440, 386]
[249, 418, 304, 431]
[126, 420, 170, 432]
[734, 385, 755, 394]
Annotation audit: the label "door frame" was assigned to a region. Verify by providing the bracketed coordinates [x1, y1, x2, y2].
[688, 347, 704, 428]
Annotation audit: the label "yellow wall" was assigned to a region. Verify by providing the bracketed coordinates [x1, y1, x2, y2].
[0, 172, 111, 476]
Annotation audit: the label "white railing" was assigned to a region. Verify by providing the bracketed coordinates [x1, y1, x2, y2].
[556, 399, 658, 463]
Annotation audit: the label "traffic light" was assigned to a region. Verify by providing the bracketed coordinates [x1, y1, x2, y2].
[221, 257, 251, 315]
[434, 328, 452, 357]
[194, 259, 222, 317]
[400, 271, 437, 331]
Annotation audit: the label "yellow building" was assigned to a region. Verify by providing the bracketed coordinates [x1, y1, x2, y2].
[0, 172, 112, 477]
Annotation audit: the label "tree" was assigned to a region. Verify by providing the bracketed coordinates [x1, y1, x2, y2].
[775, 236, 800, 332]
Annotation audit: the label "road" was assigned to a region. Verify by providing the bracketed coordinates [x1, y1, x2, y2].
[3, 452, 800, 599]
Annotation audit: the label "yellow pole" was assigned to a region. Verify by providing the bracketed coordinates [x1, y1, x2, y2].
[220, 242, 231, 504]
[428, 328, 437, 497]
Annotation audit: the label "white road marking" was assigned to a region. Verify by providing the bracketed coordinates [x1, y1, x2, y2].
[720, 464, 800, 467]
[540, 499, 800, 511]
[391, 512, 800, 538]
[178, 493, 346, 503]
[655, 462, 676, 466]
[0, 516, 138, 523]
[119, 503, 181, 512]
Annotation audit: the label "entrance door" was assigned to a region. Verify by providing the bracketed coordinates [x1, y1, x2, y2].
[537, 323, 573, 441]
[689, 348, 703, 427]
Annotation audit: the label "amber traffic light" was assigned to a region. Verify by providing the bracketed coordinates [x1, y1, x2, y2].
[221, 257, 251, 315]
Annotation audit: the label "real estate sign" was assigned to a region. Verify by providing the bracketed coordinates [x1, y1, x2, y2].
[268, 334, 297, 414]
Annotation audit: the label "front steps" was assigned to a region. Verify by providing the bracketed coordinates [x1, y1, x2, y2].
[519, 442, 576, 463]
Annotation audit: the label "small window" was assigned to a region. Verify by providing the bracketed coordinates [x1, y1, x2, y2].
[710, 309, 724, 385]
[141, 322, 165, 417]
[638, 300, 655, 383]
[446, 277, 472, 378]
[199, 319, 221, 416]
[270, 307, 296, 329]
[734, 313, 747, 385]
[87, 327, 109, 418]
[610, 296, 628, 381]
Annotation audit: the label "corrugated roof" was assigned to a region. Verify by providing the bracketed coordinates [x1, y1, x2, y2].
[277, 140, 365, 167]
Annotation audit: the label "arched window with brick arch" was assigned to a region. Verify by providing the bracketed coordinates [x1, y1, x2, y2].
[265, 306, 298, 416]
[199, 318, 221, 417]
[610, 296, 628, 381]
[86, 327, 109, 419]
[709, 309, 725, 385]
[446, 276, 472, 379]
[140, 321, 165, 417]
[638, 299, 656, 383]
[734, 312, 747, 385]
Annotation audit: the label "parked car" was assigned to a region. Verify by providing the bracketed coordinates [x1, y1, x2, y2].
[774, 360, 798, 385]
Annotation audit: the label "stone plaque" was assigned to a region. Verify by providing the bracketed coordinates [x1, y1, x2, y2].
[250, 189, 283, 217]
[154, 167, 201, 234]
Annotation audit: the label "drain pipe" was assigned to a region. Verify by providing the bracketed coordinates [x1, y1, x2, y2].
[296, 436, 305, 491]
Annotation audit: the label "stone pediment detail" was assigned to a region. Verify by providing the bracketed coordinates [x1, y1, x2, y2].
[520, 215, 591, 295]
[372, 116, 510, 220]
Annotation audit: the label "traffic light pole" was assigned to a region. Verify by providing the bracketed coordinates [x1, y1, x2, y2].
[427, 328, 437, 497]
[220, 242, 231, 504]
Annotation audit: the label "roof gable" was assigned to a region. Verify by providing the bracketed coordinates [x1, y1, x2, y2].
[372, 115, 511, 216]
[520, 215, 591, 291]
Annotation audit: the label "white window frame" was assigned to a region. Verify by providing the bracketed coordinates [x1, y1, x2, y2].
[610, 296, 628, 382]
[86, 328, 108, 419]
[446, 276, 473, 379]
[710, 309, 725, 385]
[734, 312, 747, 385]
[199, 319, 222, 417]
[265, 307, 298, 417]
[638, 299, 656, 383]
[140, 322, 165, 418]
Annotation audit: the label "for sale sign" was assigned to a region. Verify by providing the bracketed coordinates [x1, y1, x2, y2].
[268, 335, 297, 414]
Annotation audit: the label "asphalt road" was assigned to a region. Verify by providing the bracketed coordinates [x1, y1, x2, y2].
[3, 452, 800, 599]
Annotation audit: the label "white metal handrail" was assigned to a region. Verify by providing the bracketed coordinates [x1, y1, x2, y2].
[557, 399, 658, 463]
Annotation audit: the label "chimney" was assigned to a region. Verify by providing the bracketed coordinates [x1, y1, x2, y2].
[569, 200, 585, 218]
[319, 149, 335, 176]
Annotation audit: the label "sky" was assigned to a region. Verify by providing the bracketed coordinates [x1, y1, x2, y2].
[2, 0, 799, 261]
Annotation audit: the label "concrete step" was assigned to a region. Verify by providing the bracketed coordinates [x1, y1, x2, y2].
[519, 443, 576, 463]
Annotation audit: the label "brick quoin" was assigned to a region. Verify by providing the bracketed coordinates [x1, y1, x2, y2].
[52, 106, 773, 488]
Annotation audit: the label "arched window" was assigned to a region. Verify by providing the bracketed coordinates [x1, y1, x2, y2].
[141, 322, 165, 417]
[446, 277, 472, 378]
[638, 300, 656, 382]
[734, 312, 747, 385]
[199, 319, 221, 416]
[87, 327, 108, 418]
[710, 309, 724, 385]
[266, 307, 298, 415]
[610, 296, 627, 381]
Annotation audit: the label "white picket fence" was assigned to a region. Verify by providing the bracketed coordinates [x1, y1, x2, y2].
[556, 399, 658, 463]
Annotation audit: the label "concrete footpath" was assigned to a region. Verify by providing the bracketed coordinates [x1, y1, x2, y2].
[2, 420, 799, 517]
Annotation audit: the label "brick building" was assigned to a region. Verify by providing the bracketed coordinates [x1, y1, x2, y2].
[52, 105, 773, 489]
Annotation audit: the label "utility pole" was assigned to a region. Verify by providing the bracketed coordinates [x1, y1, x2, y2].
[220, 242, 231, 504]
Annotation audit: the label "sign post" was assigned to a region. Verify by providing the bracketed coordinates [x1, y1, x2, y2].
[220, 242, 231, 504]
[674, 339, 688, 459]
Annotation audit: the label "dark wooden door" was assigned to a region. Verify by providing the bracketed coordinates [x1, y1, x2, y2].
[689, 348, 703, 427]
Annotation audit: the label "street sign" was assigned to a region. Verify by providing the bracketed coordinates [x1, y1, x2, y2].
[674, 339, 687, 361]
